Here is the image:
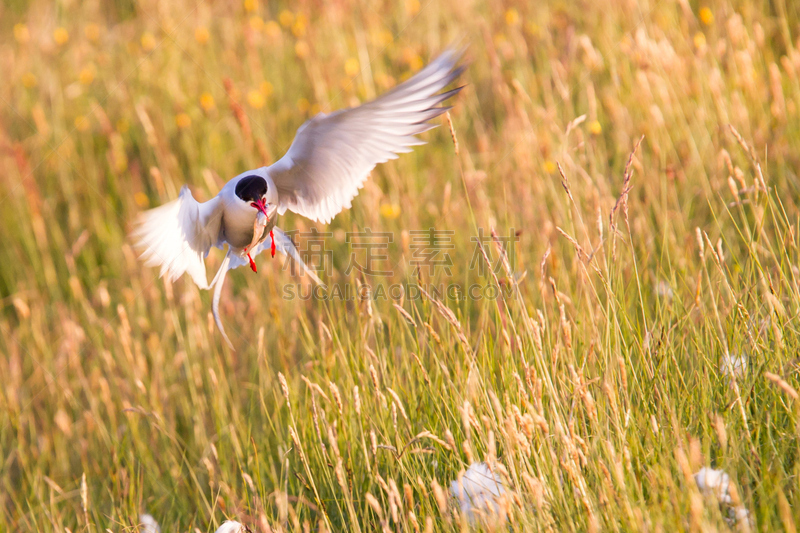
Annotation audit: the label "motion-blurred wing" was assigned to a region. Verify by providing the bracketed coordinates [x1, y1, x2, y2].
[132, 186, 223, 289]
[268, 49, 464, 223]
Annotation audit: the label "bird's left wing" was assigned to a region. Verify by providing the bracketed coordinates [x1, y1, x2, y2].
[132, 186, 224, 289]
[268, 49, 464, 224]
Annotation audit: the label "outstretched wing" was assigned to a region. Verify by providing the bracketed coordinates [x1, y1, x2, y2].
[268, 49, 465, 224]
[132, 186, 224, 289]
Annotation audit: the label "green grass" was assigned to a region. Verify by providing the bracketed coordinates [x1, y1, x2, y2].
[2, 0, 800, 531]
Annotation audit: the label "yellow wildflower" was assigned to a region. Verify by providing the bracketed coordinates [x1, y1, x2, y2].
[402, 48, 423, 71]
[693, 31, 706, 49]
[380, 203, 401, 219]
[295, 40, 310, 58]
[265, 21, 281, 38]
[543, 160, 556, 174]
[134, 192, 150, 208]
[200, 92, 215, 111]
[175, 113, 191, 129]
[297, 98, 310, 113]
[247, 90, 265, 109]
[21, 72, 38, 89]
[377, 30, 393, 46]
[141, 32, 156, 51]
[79, 65, 95, 85]
[345, 57, 359, 77]
[243, 0, 258, 13]
[260, 81, 273, 97]
[588, 120, 602, 135]
[292, 13, 307, 37]
[195, 26, 210, 44]
[14, 23, 30, 44]
[505, 8, 520, 26]
[279, 10, 294, 27]
[53, 27, 69, 46]
[249, 16, 264, 31]
[699, 7, 714, 26]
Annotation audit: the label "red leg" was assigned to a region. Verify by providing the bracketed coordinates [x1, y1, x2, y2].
[270, 229, 276, 258]
[244, 247, 257, 272]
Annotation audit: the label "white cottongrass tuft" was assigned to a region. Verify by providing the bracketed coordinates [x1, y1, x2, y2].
[215, 520, 250, 533]
[721, 352, 747, 382]
[136, 514, 248, 533]
[694, 467, 752, 527]
[450, 462, 505, 522]
[728, 505, 753, 528]
[138, 514, 160, 533]
[655, 280, 674, 301]
[694, 467, 732, 504]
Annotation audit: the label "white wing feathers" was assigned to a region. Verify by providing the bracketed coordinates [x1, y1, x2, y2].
[269, 49, 464, 224]
[132, 186, 223, 289]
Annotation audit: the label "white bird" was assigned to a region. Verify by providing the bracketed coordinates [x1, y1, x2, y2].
[132, 50, 464, 348]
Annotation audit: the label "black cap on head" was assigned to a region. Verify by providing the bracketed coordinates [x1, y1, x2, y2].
[235, 175, 268, 203]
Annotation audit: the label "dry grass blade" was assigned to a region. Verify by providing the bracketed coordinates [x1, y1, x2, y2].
[765, 372, 799, 401]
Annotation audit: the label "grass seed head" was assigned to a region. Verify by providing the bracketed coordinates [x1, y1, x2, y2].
[278, 373, 290, 403]
[365, 492, 384, 519]
[353, 386, 361, 415]
[329, 382, 343, 415]
[431, 478, 447, 514]
[370, 364, 381, 393]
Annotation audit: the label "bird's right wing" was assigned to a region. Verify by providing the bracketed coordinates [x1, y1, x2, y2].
[132, 186, 224, 289]
[268, 49, 465, 224]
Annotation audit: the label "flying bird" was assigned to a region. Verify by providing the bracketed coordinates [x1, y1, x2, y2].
[133, 49, 464, 348]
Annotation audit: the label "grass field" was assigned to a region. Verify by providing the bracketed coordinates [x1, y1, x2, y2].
[3, 0, 800, 530]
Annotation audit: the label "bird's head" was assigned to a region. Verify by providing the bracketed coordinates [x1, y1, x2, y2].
[235, 172, 275, 219]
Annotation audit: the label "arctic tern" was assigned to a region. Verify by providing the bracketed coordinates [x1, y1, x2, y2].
[133, 49, 464, 348]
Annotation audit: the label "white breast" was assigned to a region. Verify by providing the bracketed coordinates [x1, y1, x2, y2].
[221, 197, 277, 250]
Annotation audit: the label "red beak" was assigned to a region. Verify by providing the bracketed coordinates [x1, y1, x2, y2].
[250, 198, 269, 219]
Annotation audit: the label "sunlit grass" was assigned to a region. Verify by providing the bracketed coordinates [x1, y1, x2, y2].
[2, 0, 800, 531]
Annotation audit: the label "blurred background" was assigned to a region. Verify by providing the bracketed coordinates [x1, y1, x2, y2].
[3, 0, 800, 531]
